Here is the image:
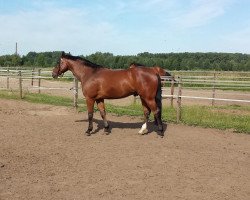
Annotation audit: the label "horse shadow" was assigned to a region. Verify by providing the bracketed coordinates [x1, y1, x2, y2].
[75, 118, 167, 136]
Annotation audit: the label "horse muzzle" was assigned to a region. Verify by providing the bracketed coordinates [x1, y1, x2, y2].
[52, 72, 58, 79]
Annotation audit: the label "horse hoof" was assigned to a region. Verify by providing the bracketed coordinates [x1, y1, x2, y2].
[103, 130, 110, 135]
[157, 131, 164, 138]
[103, 127, 109, 134]
[138, 129, 148, 135]
[85, 130, 92, 136]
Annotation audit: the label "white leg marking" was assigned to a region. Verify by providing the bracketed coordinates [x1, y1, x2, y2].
[138, 123, 148, 134]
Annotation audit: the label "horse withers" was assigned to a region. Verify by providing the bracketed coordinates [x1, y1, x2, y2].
[52, 52, 167, 137]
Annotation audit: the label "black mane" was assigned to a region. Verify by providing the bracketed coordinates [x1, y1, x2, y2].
[130, 62, 146, 67]
[63, 53, 103, 68]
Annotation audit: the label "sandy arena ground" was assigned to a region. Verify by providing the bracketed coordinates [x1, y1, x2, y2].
[0, 99, 250, 200]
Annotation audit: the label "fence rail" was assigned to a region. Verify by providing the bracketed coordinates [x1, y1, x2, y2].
[1, 68, 249, 122]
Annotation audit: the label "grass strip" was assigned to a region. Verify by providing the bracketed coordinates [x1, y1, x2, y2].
[0, 90, 249, 133]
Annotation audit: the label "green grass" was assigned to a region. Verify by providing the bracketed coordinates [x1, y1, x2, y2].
[0, 90, 84, 107]
[181, 105, 250, 133]
[214, 104, 250, 111]
[0, 90, 249, 134]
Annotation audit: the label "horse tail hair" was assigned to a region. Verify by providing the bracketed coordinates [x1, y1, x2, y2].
[155, 74, 162, 118]
[154, 66, 176, 83]
[165, 71, 177, 83]
[164, 71, 172, 78]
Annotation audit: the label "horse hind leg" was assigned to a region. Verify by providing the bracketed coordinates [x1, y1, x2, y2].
[144, 98, 164, 137]
[139, 98, 150, 135]
[153, 108, 164, 136]
[155, 74, 164, 136]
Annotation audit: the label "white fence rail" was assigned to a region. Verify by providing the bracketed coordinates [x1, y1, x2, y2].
[0, 68, 250, 121]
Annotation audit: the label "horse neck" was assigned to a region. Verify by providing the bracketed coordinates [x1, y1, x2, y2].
[67, 60, 95, 81]
[65, 60, 83, 80]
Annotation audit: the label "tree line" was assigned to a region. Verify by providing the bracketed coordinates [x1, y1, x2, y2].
[0, 51, 249, 71]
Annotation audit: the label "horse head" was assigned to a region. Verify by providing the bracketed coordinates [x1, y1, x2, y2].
[52, 51, 70, 78]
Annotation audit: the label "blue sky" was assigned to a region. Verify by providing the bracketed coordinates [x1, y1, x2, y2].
[0, 0, 250, 56]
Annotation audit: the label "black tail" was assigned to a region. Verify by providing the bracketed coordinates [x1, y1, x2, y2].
[165, 71, 177, 83]
[165, 71, 172, 78]
[155, 74, 162, 118]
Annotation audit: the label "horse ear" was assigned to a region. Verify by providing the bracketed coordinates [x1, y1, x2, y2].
[61, 51, 65, 57]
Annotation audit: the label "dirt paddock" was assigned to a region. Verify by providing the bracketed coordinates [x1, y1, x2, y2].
[0, 99, 250, 200]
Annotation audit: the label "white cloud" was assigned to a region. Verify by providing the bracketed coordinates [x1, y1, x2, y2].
[219, 25, 250, 53]
[172, 0, 234, 28]
[0, 0, 177, 55]
[0, 6, 121, 55]
[1, 0, 248, 55]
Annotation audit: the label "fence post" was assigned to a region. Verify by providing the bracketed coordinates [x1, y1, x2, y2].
[170, 75, 175, 107]
[6, 68, 10, 89]
[31, 68, 34, 86]
[212, 71, 216, 106]
[73, 77, 78, 108]
[176, 76, 182, 123]
[133, 96, 137, 104]
[18, 71, 23, 99]
[38, 69, 41, 94]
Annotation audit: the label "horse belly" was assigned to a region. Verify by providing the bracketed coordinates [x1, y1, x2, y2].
[87, 71, 135, 99]
[99, 83, 134, 99]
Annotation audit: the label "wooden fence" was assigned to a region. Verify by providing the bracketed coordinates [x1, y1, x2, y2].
[1, 69, 250, 122]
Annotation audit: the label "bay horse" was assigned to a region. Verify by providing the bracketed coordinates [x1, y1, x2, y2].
[52, 52, 166, 137]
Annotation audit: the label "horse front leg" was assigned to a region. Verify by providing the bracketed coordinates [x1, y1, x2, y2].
[139, 98, 151, 135]
[96, 99, 110, 134]
[85, 97, 95, 136]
